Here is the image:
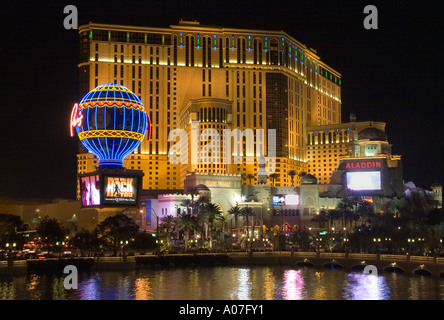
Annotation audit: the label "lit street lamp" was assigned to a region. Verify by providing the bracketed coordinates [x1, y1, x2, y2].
[147, 208, 160, 255]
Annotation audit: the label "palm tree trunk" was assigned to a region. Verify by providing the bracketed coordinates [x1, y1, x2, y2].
[209, 222, 213, 249]
[251, 217, 254, 238]
[184, 231, 189, 250]
[235, 216, 238, 237]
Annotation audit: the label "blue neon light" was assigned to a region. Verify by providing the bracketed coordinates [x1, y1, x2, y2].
[75, 84, 150, 167]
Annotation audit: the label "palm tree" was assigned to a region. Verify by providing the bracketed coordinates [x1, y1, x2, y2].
[180, 199, 193, 215]
[312, 209, 329, 229]
[200, 203, 224, 249]
[246, 173, 255, 185]
[327, 209, 341, 230]
[186, 186, 199, 202]
[269, 173, 279, 186]
[356, 199, 376, 228]
[336, 198, 355, 229]
[194, 195, 210, 216]
[240, 206, 255, 238]
[160, 215, 175, 232]
[192, 195, 210, 239]
[228, 205, 242, 237]
[174, 212, 198, 251]
[288, 170, 297, 186]
[160, 215, 176, 245]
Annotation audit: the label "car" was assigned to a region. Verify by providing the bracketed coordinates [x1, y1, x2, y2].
[37, 253, 56, 259]
[62, 251, 75, 258]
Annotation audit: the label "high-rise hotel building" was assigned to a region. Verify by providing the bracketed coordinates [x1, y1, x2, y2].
[77, 20, 342, 190]
[306, 114, 386, 185]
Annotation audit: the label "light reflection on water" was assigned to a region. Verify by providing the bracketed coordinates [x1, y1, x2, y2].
[0, 266, 442, 300]
[282, 269, 305, 300]
[343, 273, 389, 300]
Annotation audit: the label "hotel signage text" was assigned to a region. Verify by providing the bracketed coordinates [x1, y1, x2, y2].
[345, 160, 382, 170]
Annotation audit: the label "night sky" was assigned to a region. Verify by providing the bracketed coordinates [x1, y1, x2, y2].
[2, 0, 443, 200]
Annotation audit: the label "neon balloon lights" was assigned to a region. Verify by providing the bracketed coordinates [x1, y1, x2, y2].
[71, 84, 151, 167]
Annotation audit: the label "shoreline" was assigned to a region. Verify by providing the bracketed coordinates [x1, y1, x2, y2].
[1, 252, 444, 278]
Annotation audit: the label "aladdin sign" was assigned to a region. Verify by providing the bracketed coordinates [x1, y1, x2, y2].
[345, 160, 382, 170]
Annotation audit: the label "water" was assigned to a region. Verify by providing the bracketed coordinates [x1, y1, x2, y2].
[0, 266, 443, 300]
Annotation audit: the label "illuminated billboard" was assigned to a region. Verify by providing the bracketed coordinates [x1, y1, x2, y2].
[272, 194, 299, 206]
[273, 195, 286, 206]
[103, 176, 139, 205]
[80, 175, 101, 206]
[79, 170, 143, 208]
[285, 194, 300, 206]
[346, 171, 381, 191]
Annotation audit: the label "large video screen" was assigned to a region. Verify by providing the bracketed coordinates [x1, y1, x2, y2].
[285, 194, 300, 206]
[272, 194, 299, 206]
[273, 195, 286, 206]
[80, 175, 101, 206]
[346, 171, 381, 191]
[103, 176, 138, 205]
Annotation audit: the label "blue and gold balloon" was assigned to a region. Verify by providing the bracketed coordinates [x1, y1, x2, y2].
[71, 84, 150, 167]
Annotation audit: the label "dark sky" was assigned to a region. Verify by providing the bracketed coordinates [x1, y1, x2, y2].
[1, 0, 443, 200]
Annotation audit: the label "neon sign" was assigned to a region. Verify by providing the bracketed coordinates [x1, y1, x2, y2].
[71, 84, 151, 167]
[70, 103, 83, 137]
[345, 161, 382, 170]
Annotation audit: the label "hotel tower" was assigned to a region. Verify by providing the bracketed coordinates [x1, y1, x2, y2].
[77, 20, 342, 191]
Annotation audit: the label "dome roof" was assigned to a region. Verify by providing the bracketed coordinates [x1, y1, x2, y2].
[358, 126, 387, 141]
[300, 174, 318, 185]
[196, 184, 210, 191]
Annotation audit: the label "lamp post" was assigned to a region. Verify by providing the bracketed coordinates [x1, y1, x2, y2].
[147, 208, 160, 255]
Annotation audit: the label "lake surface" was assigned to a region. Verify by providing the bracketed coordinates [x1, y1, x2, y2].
[0, 266, 443, 300]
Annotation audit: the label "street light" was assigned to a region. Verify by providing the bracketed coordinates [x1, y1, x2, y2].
[146, 207, 160, 255]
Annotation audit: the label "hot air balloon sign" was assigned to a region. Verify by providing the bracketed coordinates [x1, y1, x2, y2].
[71, 83, 151, 167]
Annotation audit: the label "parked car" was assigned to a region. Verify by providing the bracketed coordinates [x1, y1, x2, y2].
[62, 251, 75, 258]
[37, 253, 56, 259]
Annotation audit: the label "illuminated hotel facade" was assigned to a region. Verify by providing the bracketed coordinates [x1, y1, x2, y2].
[306, 113, 386, 185]
[77, 20, 342, 191]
